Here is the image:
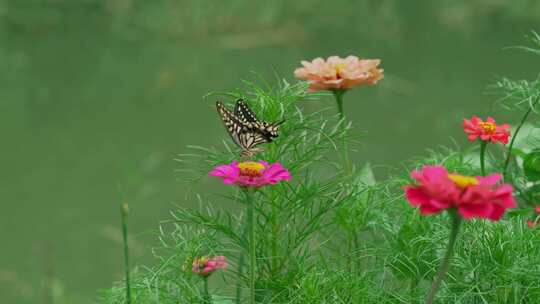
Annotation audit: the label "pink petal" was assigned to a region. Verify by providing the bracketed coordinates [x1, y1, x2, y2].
[480, 134, 490, 141]
[428, 198, 452, 209]
[326, 55, 343, 64]
[487, 204, 506, 221]
[468, 135, 478, 141]
[458, 203, 493, 220]
[419, 205, 443, 215]
[405, 187, 429, 206]
[209, 164, 234, 177]
[477, 173, 501, 186]
[471, 116, 482, 125]
[263, 163, 291, 184]
[294, 67, 309, 78]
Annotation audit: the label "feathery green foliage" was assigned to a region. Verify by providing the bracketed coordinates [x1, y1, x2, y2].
[100, 34, 540, 303]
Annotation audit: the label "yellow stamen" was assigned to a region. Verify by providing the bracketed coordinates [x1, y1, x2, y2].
[334, 63, 346, 75]
[198, 256, 209, 264]
[238, 161, 265, 171]
[479, 121, 496, 134]
[448, 174, 479, 188]
[238, 161, 265, 177]
[194, 256, 209, 269]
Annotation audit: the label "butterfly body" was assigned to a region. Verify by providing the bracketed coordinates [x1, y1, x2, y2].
[216, 99, 283, 157]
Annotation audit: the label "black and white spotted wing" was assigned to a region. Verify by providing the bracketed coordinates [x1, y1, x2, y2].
[233, 99, 284, 140]
[216, 101, 270, 155]
[234, 99, 261, 125]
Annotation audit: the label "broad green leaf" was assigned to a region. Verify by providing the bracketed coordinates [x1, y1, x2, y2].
[524, 149, 540, 181]
[511, 147, 527, 159]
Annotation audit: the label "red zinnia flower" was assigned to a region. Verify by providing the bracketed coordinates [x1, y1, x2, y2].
[463, 116, 510, 144]
[404, 165, 516, 221]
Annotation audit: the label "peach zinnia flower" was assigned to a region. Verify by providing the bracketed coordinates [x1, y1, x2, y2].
[404, 165, 515, 221]
[209, 161, 291, 188]
[463, 116, 511, 144]
[294, 55, 383, 91]
[192, 256, 227, 276]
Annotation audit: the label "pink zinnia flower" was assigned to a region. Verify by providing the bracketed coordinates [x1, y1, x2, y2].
[535, 206, 540, 213]
[527, 220, 537, 229]
[209, 161, 291, 188]
[404, 165, 516, 221]
[192, 256, 227, 276]
[463, 116, 511, 144]
[294, 55, 383, 91]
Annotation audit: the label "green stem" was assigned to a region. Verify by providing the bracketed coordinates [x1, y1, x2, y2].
[426, 213, 462, 304]
[352, 231, 360, 273]
[333, 90, 346, 121]
[203, 276, 212, 304]
[350, 188, 373, 274]
[503, 96, 539, 176]
[120, 203, 131, 304]
[270, 192, 279, 278]
[235, 253, 245, 304]
[235, 190, 248, 304]
[480, 141, 487, 176]
[332, 90, 351, 174]
[346, 234, 353, 271]
[245, 190, 256, 304]
[410, 278, 419, 292]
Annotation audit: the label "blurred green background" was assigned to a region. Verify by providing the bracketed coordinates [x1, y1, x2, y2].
[0, 0, 538, 303]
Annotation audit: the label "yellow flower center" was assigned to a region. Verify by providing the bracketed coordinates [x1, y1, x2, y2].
[479, 121, 496, 134]
[199, 256, 209, 263]
[194, 256, 209, 268]
[237, 161, 265, 177]
[334, 63, 346, 75]
[448, 174, 479, 188]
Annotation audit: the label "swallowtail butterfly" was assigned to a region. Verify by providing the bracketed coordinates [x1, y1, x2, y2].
[234, 99, 284, 139]
[216, 99, 283, 157]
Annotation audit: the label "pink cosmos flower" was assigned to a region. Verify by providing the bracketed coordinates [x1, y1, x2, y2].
[209, 161, 291, 188]
[192, 256, 227, 276]
[404, 165, 516, 221]
[463, 116, 511, 144]
[294, 55, 383, 91]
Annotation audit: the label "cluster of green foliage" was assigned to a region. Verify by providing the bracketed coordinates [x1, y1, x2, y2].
[495, 32, 540, 210]
[100, 35, 540, 303]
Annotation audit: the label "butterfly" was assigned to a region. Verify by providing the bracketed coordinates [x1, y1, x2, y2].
[216, 99, 284, 157]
